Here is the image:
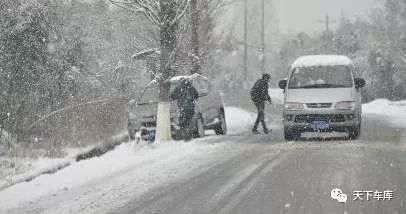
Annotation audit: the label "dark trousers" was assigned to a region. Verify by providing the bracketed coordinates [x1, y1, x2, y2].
[253, 101, 268, 131]
[179, 108, 195, 139]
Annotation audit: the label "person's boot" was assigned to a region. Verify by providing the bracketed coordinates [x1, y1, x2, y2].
[252, 122, 259, 135]
[261, 121, 271, 134]
[263, 125, 272, 134]
[252, 129, 261, 135]
[183, 126, 193, 142]
[180, 130, 187, 141]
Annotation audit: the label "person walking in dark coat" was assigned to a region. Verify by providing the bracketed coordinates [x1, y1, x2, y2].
[250, 74, 272, 134]
[171, 78, 199, 140]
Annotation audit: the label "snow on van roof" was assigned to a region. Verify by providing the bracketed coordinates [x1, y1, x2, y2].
[291, 55, 353, 69]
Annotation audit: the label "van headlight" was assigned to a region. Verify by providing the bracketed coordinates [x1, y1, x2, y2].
[285, 102, 305, 110]
[335, 101, 356, 110]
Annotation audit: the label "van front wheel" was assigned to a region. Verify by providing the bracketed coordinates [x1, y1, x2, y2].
[349, 124, 361, 140]
[284, 128, 300, 141]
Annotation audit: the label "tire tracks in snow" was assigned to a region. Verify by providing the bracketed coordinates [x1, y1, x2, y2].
[116, 144, 291, 214]
[215, 151, 291, 214]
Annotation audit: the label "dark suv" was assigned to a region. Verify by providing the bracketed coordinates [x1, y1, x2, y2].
[127, 74, 227, 140]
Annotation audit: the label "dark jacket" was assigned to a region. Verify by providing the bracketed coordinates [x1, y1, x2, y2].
[171, 82, 199, 110]
[250, 79, 271, 103]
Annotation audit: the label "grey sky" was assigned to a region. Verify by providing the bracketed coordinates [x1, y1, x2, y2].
[273, 0, 379, 34]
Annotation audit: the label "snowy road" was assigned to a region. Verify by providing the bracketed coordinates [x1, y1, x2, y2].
[112, 114, 406, 214]
[1, 105, 406, 214]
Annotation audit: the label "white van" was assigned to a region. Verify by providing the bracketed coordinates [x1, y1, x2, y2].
[279, 55, 366, 140]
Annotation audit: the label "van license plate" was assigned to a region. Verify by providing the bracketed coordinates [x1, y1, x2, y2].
[311, 121, 330, 130]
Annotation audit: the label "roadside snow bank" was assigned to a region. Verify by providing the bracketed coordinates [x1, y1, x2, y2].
[269, 88, 284, 105]
[0, 145, 96, 191]
[0, 138, 244, 213]
[0, 132, 126, 192]
[226, 107, 257, 135]
[0, 158, 71, 191]
[363, 99, 406, 127]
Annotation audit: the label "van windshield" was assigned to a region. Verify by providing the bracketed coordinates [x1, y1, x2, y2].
[288, 65, 353, 89]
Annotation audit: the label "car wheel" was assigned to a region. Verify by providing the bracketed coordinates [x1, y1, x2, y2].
[194, 116, 205, 138]
[349, 123, 361, 140]
[215, 110, 227, 135]
[284, 128, 300, 141]
[172, 130, 183, 140]
[128, 130, 136, 140]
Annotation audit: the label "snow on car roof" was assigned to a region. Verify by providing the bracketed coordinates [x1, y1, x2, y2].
[146, 73, 207, 87]
[170, 73, 207, 82]
[291, 55, 353, 69]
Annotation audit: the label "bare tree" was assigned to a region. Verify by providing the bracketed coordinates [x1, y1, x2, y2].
[109, 0, 190, 141]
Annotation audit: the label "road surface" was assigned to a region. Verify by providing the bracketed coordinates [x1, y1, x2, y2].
[111, 113, 406, 214]
[3, 109, 406, 214]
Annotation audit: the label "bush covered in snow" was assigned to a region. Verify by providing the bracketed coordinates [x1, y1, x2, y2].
[0, 129, 16, 156]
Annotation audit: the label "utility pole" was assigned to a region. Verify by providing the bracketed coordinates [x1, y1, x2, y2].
[190, 0, 200, 74]
[243, 0, 248, 84]
[319, 14, 336, 32]
[259, 0, 265, 74]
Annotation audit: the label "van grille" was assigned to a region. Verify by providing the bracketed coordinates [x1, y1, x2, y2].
[306, 103, 332, 108]
[295, 114, 346, 123]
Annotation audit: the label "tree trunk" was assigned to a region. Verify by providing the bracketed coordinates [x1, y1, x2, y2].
[156, 0, 178, 141]
[191, 0, 200, 74]
[156, 81, 171, 141]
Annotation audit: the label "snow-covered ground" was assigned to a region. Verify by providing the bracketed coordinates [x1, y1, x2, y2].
[226, 106, 281, 135]
[1, 100, 405, 213]
[0, 106, 257, 213]
[269, 88, 285, 105]
[0, 131, 129, 190]
[0, 107, 258, 199]
[0, 157, 71, 191]
[363, 99, 406, 128]
[0, 141, 236, 213]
